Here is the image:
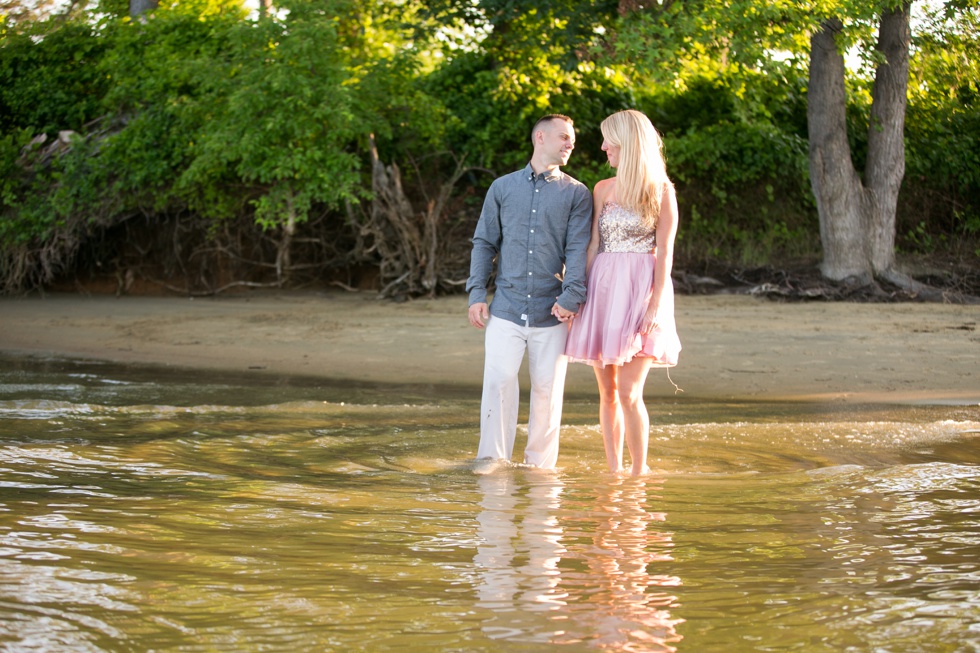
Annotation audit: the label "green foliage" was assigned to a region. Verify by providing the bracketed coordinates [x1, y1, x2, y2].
[416, 0, 634, 182]
[0, 0, 464, 292]
[898, 1, 980, 254]
[668, 121, 809, 189]
[618, 0, 904, 78]
[89, 11, 240, 217]
[421, 54, 636, 186]
[326, 2, 452, 169]
[0, 129, 98, 293]
[625, 69, 815, 265]
[419, 0, 618, 70]
[652, 87, 814, 264]
[0, 129, 32, 213]
[0, 18, 107, 133]
[176, 12, 364, 231]
[1, 0, 978, 293]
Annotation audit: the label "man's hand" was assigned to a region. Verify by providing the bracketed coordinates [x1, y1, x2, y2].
[552, 302, 576, 324]
[469, 302, 490, 329]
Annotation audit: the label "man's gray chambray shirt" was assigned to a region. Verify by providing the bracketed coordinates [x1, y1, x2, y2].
[466, 163, 593, 328]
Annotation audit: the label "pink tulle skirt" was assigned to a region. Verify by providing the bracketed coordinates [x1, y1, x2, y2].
[565, 252, 681, 367]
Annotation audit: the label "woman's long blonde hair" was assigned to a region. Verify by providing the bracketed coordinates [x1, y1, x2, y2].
[602, 109, 672, 229]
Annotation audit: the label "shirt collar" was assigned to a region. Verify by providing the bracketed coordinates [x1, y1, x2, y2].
[525, 163, 563, 183]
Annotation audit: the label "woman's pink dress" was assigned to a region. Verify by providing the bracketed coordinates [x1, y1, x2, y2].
[564, 201, 681, 367]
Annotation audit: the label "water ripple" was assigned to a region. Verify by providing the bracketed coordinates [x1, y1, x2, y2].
[0, 365, 977, 651]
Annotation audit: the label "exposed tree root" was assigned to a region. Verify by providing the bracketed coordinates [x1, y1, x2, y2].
[673, 262, 980, 304]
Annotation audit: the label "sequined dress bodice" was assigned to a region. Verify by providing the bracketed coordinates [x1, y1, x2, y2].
[597, 201, 656, 253]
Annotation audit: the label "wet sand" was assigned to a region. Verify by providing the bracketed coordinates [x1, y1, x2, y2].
[0, 291, 977, 404]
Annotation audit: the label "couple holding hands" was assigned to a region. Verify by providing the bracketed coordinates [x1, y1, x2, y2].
[467, 110, 681, 476]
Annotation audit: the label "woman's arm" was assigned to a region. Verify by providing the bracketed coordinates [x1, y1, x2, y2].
[644, 184, 679, 330]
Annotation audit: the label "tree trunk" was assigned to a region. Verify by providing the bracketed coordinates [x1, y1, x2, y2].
[808, 17, 870, 283]
[807, 4, 912, 284]
[361, 137, 491, 298]
[866, 4, 911, 275]
[276, 185, 297, 287]
[418, 156, 472, 296]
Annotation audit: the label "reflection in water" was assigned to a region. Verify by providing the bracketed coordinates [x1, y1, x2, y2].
[474, 469, 683, 651]
[580, 479, 683, 652]
[475, 470, 568, 642]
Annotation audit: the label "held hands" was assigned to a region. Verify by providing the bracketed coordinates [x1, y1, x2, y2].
[470, 301, 576, 327]
[552, 302, 576, 324]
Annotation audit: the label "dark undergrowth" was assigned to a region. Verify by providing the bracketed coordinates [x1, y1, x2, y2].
[675, 254, 980, 303]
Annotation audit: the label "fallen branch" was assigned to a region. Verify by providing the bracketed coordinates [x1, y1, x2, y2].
[146, 277, 280, 297]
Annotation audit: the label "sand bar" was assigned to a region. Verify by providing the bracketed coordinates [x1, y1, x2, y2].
[0, 291, 977, 405]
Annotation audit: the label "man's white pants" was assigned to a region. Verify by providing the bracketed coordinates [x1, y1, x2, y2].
[477, 316, 569, 469]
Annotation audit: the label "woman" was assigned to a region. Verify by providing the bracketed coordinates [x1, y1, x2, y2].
[562, 109, 681, 476]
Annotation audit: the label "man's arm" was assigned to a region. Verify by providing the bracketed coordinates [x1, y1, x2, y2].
[555, 184, 593, 313]
[466, 182, 502, 328]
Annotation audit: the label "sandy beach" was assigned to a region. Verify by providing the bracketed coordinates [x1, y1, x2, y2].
[0, 290, 978, 405]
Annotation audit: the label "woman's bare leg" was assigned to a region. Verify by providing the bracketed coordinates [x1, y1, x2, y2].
[618, 357, 655, 476]
[593, 364, 624, 473]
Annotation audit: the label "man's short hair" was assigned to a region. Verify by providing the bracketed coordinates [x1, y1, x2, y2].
[531, 114, 573, 144]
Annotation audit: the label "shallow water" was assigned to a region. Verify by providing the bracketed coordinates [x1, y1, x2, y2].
[0, 357, 978, 652]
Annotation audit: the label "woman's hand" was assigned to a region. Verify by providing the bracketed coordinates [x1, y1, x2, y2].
[639, 306, 660, 335]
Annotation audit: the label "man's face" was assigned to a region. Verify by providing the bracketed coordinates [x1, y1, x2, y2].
[538, 120, 576, 167]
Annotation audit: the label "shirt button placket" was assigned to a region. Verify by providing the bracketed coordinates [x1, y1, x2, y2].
[527, 178, 539, 320]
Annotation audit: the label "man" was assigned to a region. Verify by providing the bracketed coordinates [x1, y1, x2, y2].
[466, 114, 593, 469]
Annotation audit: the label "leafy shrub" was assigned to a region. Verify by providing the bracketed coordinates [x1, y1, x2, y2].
[639, 74, 817, 265]
[0, 19, 108, 134]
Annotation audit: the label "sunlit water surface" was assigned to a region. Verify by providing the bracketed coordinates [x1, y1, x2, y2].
[0, 357, 978, 652]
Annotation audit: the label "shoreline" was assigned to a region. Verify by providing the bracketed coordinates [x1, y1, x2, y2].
[1, 291, 977, 406]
